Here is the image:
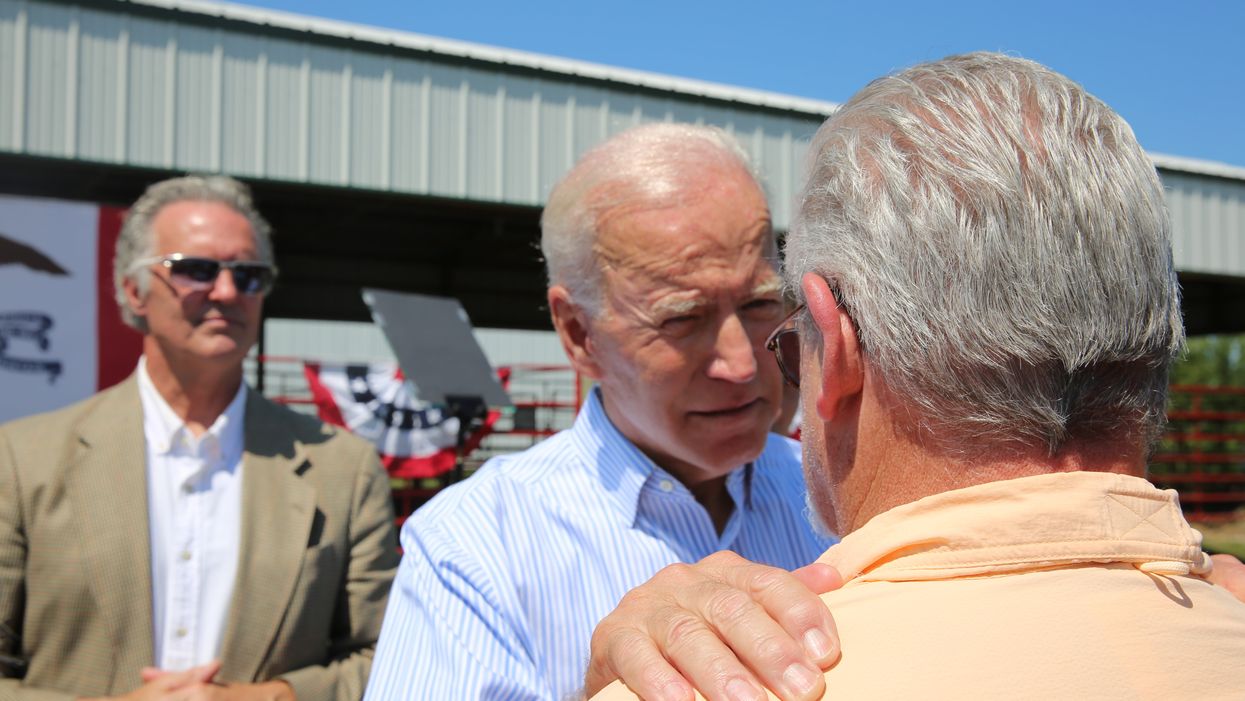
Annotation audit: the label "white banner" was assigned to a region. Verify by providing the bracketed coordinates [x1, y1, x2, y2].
[0, 195, 100, 424]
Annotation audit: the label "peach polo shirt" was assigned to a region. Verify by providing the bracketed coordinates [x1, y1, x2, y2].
[597, 471, 1245, 700]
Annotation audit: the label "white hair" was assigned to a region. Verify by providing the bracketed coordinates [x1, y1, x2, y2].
[114, 174, 274, 332]
[541, 123, 763, 316]
[785, 52, 1184, 453]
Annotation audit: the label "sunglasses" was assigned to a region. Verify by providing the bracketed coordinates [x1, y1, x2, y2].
[765, 303, 805, 388]
[131, 254, 277, 296]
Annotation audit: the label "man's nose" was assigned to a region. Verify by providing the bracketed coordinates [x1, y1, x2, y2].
[207, 267, 240, 302]
[707, 315, 758, 383]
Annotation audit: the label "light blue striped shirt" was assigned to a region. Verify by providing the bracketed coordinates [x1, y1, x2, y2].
[364, 389, 835, 701]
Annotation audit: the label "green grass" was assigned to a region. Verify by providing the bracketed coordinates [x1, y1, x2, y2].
[1202, 537, 1245, 560]
[1192, 515, 1245, 560]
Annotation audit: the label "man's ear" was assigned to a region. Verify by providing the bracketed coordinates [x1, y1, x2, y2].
[122, 275, 148, 321]
[801, 273, 863, 422]
[548, 285, 604, 380]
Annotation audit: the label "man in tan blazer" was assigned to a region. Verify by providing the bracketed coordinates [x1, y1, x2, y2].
[0, 175, 398, 701]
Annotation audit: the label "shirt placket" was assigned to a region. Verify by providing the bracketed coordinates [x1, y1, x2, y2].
[639, 467, 751, 561]
[639, 476, 717, 562]
[717, 467, 749, 549]
[165, 433, 205, 670]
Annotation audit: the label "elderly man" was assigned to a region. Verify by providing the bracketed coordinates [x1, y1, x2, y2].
[364, 124, 839, 701]
[596, 52, 1245, 699]
[0, 175, 399, 700]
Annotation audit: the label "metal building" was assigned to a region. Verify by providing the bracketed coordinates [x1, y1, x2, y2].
[0, 0, 834, 332]
[1150, 155, 1245, 333]
[1, 0, 1243, 339]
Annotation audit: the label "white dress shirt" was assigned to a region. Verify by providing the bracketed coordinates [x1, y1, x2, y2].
[137, 358, 246, 671]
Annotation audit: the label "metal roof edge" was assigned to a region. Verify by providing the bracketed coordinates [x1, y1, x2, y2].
[1151, 153, 1245, 183]
[117, 0, 840, 117]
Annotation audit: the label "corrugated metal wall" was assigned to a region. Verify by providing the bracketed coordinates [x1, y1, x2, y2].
[1162, 170, 1245, 277]
[0, 0, 825, 228]
[2, 0, 1242, 276]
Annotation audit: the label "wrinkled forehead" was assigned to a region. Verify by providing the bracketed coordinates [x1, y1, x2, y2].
[597, 212, 776, 262]
[599, 240, 776, 313]
[598, 223, 780, 310]
[598, 164, 773, 254]
[586, 158, 776, 309]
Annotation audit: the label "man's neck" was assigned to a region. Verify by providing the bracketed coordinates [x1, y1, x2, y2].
[597, 391, 737, 534]
[687, 475, 733, 534]
[836, 415, 1147, 535]
[645, 457, 735, 535]
[143, 340, 244, 437]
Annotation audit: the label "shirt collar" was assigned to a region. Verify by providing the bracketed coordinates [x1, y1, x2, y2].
[136, 356, 248, 461]
[568, 386, 754, 526]
[819, 471, 1211, 584]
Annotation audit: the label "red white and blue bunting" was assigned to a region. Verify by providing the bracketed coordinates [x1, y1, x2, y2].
[303, 362, 505, 479]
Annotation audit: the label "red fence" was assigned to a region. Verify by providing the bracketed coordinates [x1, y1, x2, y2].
[254, 355, 1245, 525]
[250, 356, 582, 524]
[1150, 385, 1245, 523]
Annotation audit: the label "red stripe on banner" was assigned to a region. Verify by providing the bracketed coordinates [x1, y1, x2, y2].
[383, 452, 459, 480]
[302, 363, 348, 427]
[385, 408, 501, 478]
[96, 206, 144, 390]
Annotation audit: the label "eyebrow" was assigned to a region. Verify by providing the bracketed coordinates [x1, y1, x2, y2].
[650, 279, 784, 317]
[651, 296, 702, 317]
[753, 279, 783, 296]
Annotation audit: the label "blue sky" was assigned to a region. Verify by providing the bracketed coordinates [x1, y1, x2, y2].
[242, 0, 1244, 167]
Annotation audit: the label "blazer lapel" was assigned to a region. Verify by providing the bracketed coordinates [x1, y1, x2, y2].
[218, 393, 316, 682]
[68, 376, 155, 690]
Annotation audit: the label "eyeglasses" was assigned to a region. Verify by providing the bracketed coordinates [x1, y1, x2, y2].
[766, 303, 805, 388]
[131, 254, 277, 296]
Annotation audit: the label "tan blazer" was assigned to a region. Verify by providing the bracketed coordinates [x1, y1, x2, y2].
[0, 375, 399, 701]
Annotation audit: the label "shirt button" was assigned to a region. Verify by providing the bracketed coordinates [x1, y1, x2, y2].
[175, 627, 188, 638]
[658, 479, 674, 493]
[179, 551, 192, 561]
[182, 484, 193, 494]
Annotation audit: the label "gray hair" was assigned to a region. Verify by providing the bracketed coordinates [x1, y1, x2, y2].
[541, 123, 764, 316]
[785, 52, 1184, 453]
[114, 174, 274, 332]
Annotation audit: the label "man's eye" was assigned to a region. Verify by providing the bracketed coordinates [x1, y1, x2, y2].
[742, 299, 782, 317]
[661, 315, 697, 329]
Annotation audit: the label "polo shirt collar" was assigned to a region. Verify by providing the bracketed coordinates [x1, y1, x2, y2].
[819, 471, 1211, 585]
